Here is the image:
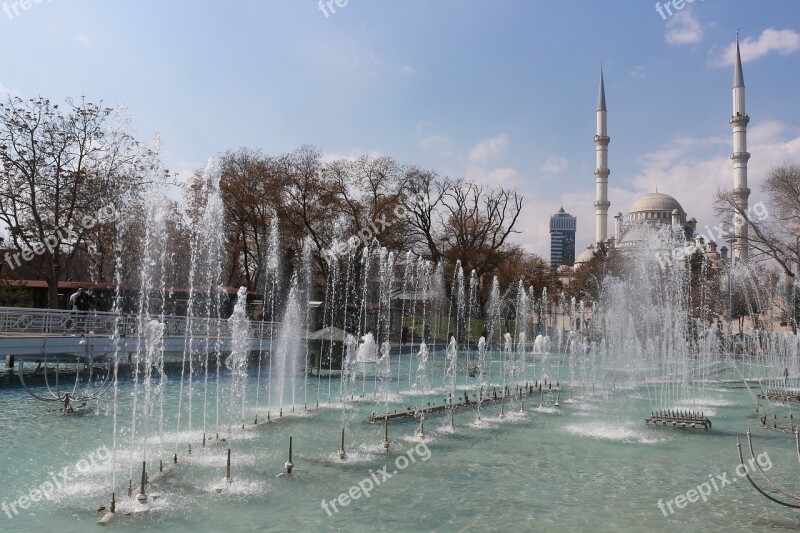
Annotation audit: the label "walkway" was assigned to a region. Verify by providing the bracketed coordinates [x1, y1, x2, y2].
[0, 307, 277, 363]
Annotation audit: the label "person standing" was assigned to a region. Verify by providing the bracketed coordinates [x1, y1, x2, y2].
[74, 288, 92, 333]
[75, 288, 91, 311]
[68, 288, 82, 311]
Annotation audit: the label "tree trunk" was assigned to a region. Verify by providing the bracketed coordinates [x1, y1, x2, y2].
[48, 278, 59, 310]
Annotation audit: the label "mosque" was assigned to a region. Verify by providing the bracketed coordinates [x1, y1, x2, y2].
[574, 38, 751, 267]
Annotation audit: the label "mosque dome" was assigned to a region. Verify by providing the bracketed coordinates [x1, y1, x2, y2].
[575, 245, 596, 266]
[628, 192, 684, 220]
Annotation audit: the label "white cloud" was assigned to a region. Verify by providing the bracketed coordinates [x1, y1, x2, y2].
[321, 149, 383, 164]
[483, 167, 519, 185]
[636, 134, 726, 170]
[710, 28, 800, 66]
[515, 122, 800, 257]
[515, 198, 558, 254]
[467, 134, 508, 164]
[75, 34, 92, 47]
[365, 49, 380, 65]
[628, 120, 800, 248]
[665, 10, 704, 45]
[629, 65, 646, 79]
[463, 165, 520, 188]
[418, 135, 454, 157]
[540, 154, 569, 174]
[513, 188, 636, 258]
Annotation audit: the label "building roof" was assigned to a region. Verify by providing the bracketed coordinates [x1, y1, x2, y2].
[551, 206, 574, 217]
[597, 67, 607, 112]
[575, 245, 595, 265]
[628, 192, 684, 215]
[734, 39, 745, 89]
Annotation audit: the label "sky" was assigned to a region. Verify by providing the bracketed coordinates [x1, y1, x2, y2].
[0, 0, 798, 258]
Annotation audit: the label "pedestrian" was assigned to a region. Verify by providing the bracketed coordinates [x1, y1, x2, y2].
[76, 288, 92, 311]
[68, 288, 82, 311]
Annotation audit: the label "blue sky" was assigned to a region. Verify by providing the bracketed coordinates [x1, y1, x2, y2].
[1, 0, 798, 256]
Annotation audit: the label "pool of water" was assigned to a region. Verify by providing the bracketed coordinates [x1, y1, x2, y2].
[1, 353, 798, 532]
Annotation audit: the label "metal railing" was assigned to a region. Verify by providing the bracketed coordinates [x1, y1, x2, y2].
[0, 307, 278, 339]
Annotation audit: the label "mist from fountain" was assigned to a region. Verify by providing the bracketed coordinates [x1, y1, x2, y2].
[356, 332, 377, 362]
[515, 280, 529, 388]
[301, 237, 314, 410]
[273, 276, 302, 412]
[127, 166, 170, 487]
[376, 341, 392, 404]
[265, 217, 283, 409]
[444, 336, 458, 399]
[175, 159, 225, 447]
[430, 261, 446, 375]
[226, 287, 250, 433]
[44, 180, 800, 526]
[502, 332, 512, 394]
[465, 270, 478, 387]
[397, 252, 413, 393]
[476, 336, 486, 420]
[414, 341, 430, 392]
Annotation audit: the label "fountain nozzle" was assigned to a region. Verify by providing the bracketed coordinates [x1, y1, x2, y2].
[224, 448, 232, 483]
[382, 418, 389, 450]
[137, 461, 147, 504]
[285, 437, 294, 474]
[338, 427, 347, 460]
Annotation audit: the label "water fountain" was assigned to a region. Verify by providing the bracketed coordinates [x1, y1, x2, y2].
[8, 185, 800, 530]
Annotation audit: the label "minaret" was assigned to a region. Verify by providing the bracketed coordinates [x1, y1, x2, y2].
[730, 35, 750, 261]
[594, 67, 611, 245]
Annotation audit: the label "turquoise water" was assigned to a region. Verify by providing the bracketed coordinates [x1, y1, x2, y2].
[1, 354, 798, 532]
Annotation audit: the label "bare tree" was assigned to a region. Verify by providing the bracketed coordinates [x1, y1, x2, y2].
[0, 96, 148, 308]
[212, 146, 526, 317]
[218, 148, 284, 288]
[715, 163, 800, 279]
[404, 168, 447, 260]
[326, 155, 416, 253]
[439, 179, 523, 275]
[406, 177, 522, 301]
[280, 145, 340, 279]
[715, 163, 800, 331]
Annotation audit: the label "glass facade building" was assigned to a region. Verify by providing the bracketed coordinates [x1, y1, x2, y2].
[550, 207, 576, 267]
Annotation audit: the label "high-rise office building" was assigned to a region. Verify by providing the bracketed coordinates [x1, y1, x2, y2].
[550, 207, 577, 267]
